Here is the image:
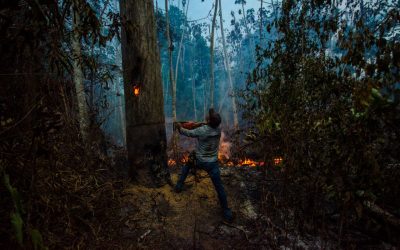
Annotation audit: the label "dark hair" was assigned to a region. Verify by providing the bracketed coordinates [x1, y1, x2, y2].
[208, 108, 221, 128]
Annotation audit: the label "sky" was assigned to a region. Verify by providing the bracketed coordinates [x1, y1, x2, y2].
[155, 0, 262, 30]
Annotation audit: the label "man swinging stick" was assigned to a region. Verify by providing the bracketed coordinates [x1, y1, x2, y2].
[174, 108, 233, 222]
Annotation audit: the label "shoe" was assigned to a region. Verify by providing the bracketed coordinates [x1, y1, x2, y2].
[223, 208, 233, 223]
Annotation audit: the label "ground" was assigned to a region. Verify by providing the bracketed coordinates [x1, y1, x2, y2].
[119, 167, 260, 249]
[118, 167, 329, 250]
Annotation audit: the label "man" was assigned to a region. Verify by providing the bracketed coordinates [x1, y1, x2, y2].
[174, 109, 233, 222]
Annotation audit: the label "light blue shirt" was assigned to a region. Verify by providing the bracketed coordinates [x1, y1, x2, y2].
[179, 125, 221, 162]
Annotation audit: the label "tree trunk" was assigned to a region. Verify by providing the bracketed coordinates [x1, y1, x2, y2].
[165, 0, 175, 121]
[190, 51, 197, 121]
[241, 2, 256, 60]
[173, 0, 190, 121]
[209, 0, 218, 108]
[218, 0, 239, 130]
[120, 0, 170, 186]
[72, 1, 89, 140]
[260, 0, 263, 44]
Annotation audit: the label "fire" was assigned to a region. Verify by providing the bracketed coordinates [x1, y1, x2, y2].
[239, 158, 258, 167]
[167, 154, 189, 167]
[168, 159, 176, 166]
[273, 157, 283, 165]
[133, 85, 140, 96]
[181, 154, 189, 164]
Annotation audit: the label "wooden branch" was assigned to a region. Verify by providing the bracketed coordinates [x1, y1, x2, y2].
[363, 201, 400, 228]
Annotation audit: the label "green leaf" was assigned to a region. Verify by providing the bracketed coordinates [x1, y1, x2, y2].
[11, 212, 23, 246]
[31, 229, 47, 250]
[370, 88, 383, 100]
[3, 174, 24, 214]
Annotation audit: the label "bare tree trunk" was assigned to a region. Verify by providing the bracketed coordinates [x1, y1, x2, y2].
[164, 0, 180, 165]
[120, 0, 170, 186]
[190, 54, 197, 121]
[72, 1, 89, 140]
[165, 0, 175, 121]
[218, 0, 238, 130]
[173, 0, 190, 120]
[241, 2, 256, 60]
[203, 81, 207, 120]
[209, 0, 218, 108]
[260, 0, 263, 44]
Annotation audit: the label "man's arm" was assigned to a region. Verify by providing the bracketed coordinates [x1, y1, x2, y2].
[179, 126, 206, 138]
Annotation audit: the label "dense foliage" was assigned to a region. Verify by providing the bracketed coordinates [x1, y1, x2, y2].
[242, 0, 400, 244]
[0, 0, 125, 248]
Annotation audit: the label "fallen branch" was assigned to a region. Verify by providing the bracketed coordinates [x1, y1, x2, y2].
[221, 221, 249, 241]
[138, 229, 151, 242]
[363, 201, 400, 228]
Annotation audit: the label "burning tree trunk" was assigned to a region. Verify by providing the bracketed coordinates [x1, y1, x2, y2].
[120, 0, 170, 186]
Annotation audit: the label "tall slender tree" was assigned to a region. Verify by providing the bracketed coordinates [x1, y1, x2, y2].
[72, 0, 89, 140]
[173, 0, 190, 120]
[209, 0, 219, 108]
[165, 0, 175, 121]
[218, 0, 239, 130]
[120, 0, 170, 186]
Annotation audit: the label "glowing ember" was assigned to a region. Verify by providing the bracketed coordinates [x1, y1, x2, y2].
[181, 154, 189, 164]
[133, 85, 140, 96]
[168, 159, 176, 166]
[239, 158, 258, 167]
[225, 161, 234, 167]
[274, 157, 283, 165]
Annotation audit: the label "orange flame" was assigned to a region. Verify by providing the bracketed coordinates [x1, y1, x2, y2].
[239, 158, 258, 167]
[273, 157, 283, 166]
[133, 85, 140, 96]
[168, 159, 176, 166]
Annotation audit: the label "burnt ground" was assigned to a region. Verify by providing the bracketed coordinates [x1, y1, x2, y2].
[117, 167, 328, 249]
[116, 165, 398, 250]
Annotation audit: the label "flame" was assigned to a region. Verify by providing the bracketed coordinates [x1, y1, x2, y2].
[168, 159, 176, 166]
[133, 85, 140, 96]
[273, 157, 283, 166]
[181, 154, 189, 164]
[239, 158, 258, 167]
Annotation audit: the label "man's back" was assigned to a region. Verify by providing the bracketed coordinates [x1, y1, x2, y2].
[179, 125, 221, 162]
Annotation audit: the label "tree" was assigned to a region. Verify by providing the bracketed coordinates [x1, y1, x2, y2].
[243, 0, 400, 241]
[120, 0, 170, 186]
[209, 0, 219, 108]
[173, 0, 191, 121]
[72, 0, 90, 140]
[165, 0, 176, 121]
[218, 0, 239, 130]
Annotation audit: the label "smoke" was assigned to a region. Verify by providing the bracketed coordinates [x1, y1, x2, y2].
[218, 131, 231, 161]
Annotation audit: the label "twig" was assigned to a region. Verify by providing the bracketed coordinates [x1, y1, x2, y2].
[221, 221, 249, 241]
[138, 229, 151, 242]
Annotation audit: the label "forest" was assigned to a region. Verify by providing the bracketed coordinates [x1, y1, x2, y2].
[0, 0, 399, 249]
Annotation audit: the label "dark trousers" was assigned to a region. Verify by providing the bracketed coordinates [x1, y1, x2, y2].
[176, 161, 229, 210]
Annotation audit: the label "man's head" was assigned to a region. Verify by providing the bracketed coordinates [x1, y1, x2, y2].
[207, 108, 221, 128]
